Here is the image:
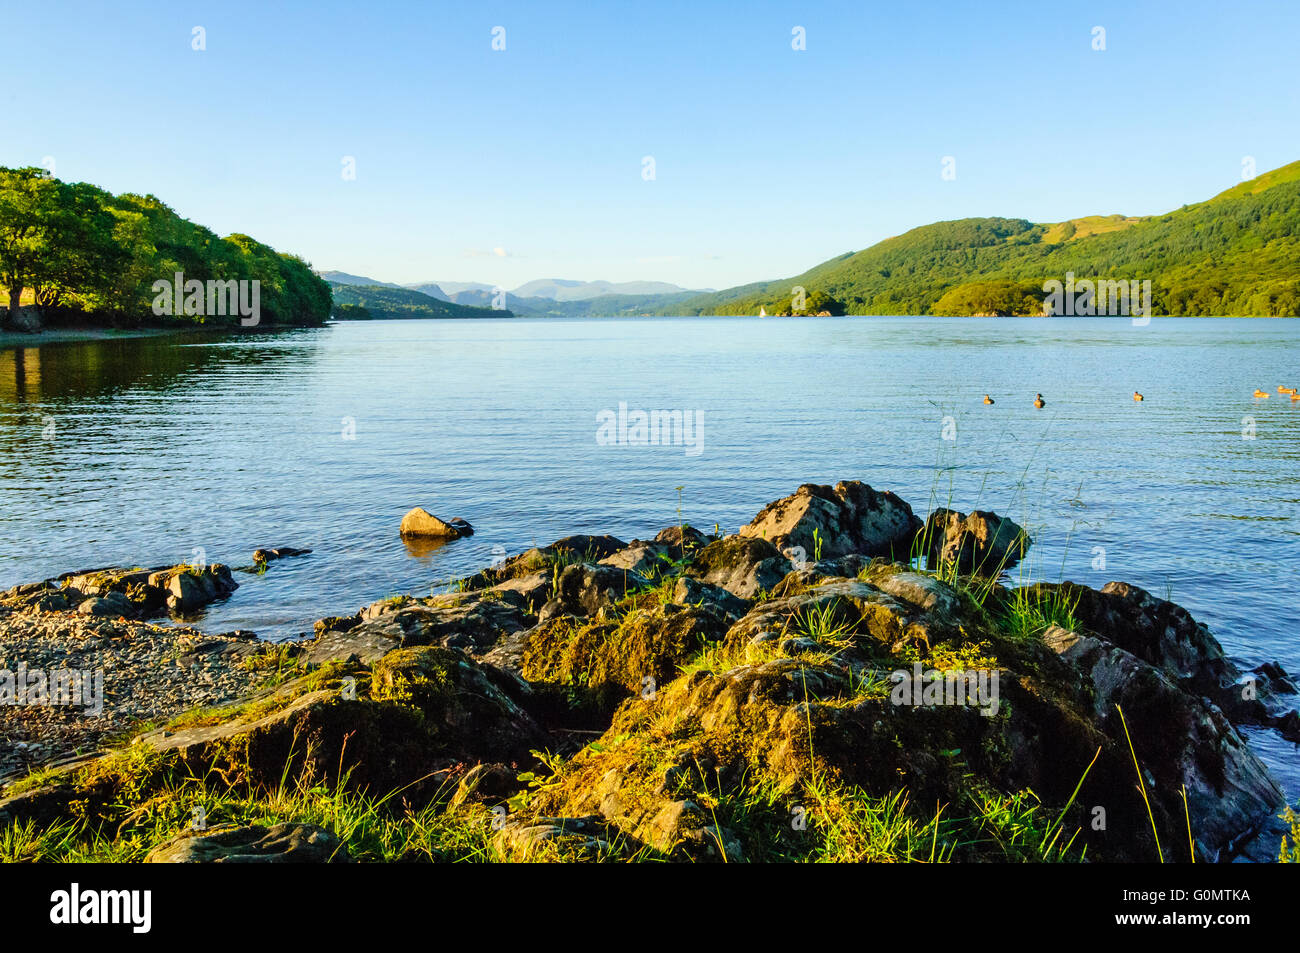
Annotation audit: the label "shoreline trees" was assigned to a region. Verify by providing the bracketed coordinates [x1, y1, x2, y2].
[0, 167, 330, 330]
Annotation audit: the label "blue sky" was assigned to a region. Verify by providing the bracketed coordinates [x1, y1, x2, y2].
[5, 0, 1299, 290]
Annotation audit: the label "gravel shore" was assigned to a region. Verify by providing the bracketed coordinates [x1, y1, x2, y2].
[0, 604, 264, 779]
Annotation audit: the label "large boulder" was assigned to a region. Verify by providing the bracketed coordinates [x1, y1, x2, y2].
[137, 647, 546, 793]
[76, 591, 135, 617]
[923, 508, 1030, 575]
[599, 541, 672, 577]
[1057, 580, 1300, 739]
[458, 535, 627, 591]
[598, 526, 714, 577]
[399, 508, 473, 539]
[337, 592, 534, 656]
[1043, 625, 1285, 860]
[722, 578, 923, 657]
[671, 576, 749, 621]
[740, 481, 921, 561]
[522, 604, 727, 715]
[370, 645, 547, 757]
[538, 563, 650, 621]
[684, 536, 791, 600]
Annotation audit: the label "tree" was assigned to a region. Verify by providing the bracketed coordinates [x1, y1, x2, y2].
[0, 167, 332, 327]
[803, 290, 847, 315]
[0, 167, 59, 314]
[32, 181, 123, 309]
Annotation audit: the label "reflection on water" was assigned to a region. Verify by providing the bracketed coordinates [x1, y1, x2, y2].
[400, 535, 456, 560]
[1, 317, 1298, 791]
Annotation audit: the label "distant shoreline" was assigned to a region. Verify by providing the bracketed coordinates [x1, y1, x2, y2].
[3, 315, 1289, 353]
[0, 325, 183, 351]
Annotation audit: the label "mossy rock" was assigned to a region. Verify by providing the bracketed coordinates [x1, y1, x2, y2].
[370, 645, 546, 761]
[521, 604, 727, 720]
[685, 536, 791, 600]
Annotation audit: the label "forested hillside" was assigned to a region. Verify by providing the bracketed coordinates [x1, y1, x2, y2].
[0, 167, 330, 327]
[329, 283, 511, 319]
[668, 162, 1300, 317]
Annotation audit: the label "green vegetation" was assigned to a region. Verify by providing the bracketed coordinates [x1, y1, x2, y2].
[0, 166, 330, 327]
[328, 283, 511, 320]
[1281, 807, 1300, 863]
[666, 161, 1300, 317]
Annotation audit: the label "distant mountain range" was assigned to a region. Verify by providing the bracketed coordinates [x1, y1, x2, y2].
[322, 161, 1300, 319]
[318, 272, 708, 318]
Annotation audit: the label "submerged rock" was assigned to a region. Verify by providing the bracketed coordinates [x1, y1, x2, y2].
[399, 507, 474, 539]
[252, 546, 312, 564]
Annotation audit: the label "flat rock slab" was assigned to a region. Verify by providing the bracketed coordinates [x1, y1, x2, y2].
[146, 823, 348, 863]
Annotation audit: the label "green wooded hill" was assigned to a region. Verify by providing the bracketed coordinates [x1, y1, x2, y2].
[0, 167, 331, 327]
[328, 283, 512, 320]
[667, 161, 1300, 317]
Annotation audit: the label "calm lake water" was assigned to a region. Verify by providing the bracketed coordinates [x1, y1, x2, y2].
[2, 316, 1297, 787]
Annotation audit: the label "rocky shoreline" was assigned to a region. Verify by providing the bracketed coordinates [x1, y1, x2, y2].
[1, 480, 1297, 862]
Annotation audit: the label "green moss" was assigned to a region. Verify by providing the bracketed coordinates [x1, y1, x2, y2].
[522, 606, 726, 718]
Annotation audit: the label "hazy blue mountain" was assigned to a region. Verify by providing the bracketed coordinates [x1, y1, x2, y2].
[318, 270, 401, 288]
[406, 281, 495, 297]
[511, 278, 704, 301]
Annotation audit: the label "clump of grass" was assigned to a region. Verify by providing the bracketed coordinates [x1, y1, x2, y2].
[242, 642, 307, 687]
[704, 771, 1086, 863]
[0, 763, 501, 863]
[996, 585, 1079, 642]
[789, 601, 856, 649]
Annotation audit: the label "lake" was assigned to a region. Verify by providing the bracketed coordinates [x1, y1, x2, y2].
[2, 316, 1297, 788]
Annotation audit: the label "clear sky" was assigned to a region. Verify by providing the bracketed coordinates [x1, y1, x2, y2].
[5, 0, 1299, 290]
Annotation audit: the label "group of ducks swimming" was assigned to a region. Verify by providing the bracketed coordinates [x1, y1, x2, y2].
[978, 393, 1080, 408]
[982, 394, 1052, 408]
[980, 385, 1298, 408]
[1253, 386, 1300, 400]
